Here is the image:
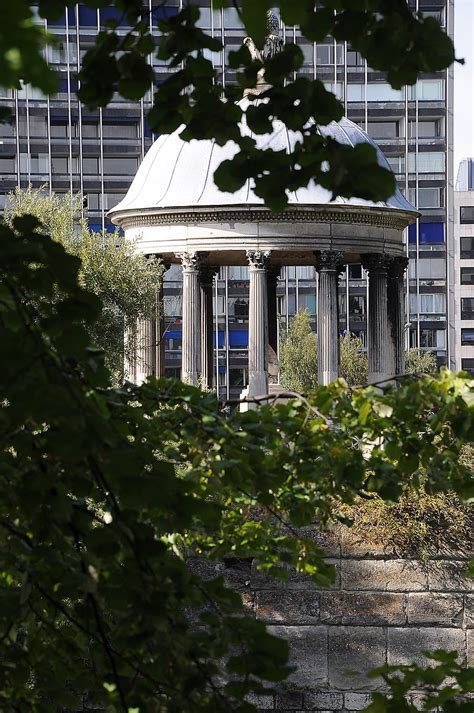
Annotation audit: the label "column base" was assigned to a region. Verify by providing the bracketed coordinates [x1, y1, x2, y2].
[320, 369, 339, 386]
[368, 371, 392, 386]
[248, 373, 268, 398]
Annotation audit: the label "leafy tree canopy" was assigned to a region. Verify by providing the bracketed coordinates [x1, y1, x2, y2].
[0, 216, 473, 712]
[4, 186, 162, 381]
[0, 1, 461, 209]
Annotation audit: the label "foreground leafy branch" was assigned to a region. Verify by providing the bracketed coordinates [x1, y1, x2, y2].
[0, 216, 473, 711]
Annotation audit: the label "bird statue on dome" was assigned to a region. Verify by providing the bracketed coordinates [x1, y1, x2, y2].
[243, 9, 283, 93]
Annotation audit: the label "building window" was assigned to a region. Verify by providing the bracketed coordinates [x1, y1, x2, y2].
[347, 49, 364, 66]
[408, 187, 442, 208]
[349, 295, 365, 316]
[366, 121, 400, 139]
[228, 298, 249, 319]
[20, 153, 49, 174]
[461, 298, 474, 320]
[420, 329, 446, 348]
[408, 222, 444, 244]
[461, 329, 474, 346]
[165, 333, 182, 350]
[408, 152, 444, 173]
[349, 264, 362, 279]
[461, 359, 474, 376]
[410, 293, 446, 314]
[0, 157, 15, 172]
[409, 80, 444, 101]
[461, 268, 474, 286]
[316, 44, 343, 66]
[409, 120, 442, 138]
[460, 206, 474, 224]
[102, 157, 139, 174]
[83, 157, 99, 175]
[460, 237, 474, 259]
[386, 155, 405, 173]
[298, 294, 316, 315]
[347, 82, 404, 102]
[164, 295, 182, 317]
[102, 122, 138, 139]
[229, 368, 247, 388]
[50, 122, 69, 138]
[82, 123, 99, 138]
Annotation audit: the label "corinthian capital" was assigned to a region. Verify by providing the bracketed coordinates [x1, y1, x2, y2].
[314, 250, 344, 272]
[246, 250, 271, 270]
[361, 253, 391, 274]
[387, 256, 409, 279]
[177, 252, 200, 271]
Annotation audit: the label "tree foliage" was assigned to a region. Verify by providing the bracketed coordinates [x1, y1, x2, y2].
[280, 312, 442, 390]
[279, 309, 318, 392]
[279, 310, 369, 389]
[366, 650, 474, 712]
[0, 1, 461, 209]
[405, 347, 438, 375]
[4, 186, 162, 381]
[0, 222, 473, 711]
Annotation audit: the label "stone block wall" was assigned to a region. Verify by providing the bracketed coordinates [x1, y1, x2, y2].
[190, 530, 473, 712]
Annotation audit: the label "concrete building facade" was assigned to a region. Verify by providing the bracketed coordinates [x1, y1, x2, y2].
[454, 159, 474, 374]
[0, 0, 455, 396]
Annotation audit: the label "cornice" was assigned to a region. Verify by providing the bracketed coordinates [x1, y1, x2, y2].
[110, 206, 416, 232]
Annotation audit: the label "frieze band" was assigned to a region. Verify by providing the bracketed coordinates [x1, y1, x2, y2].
[113, 208, 412, 232]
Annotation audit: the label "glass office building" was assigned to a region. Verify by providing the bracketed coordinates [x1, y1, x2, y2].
[0, 1, 455, 396]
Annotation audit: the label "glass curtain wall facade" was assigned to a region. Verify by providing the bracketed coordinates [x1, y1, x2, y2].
[0, 1, 454, 396]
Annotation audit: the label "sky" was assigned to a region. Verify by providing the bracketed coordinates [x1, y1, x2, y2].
[454, 0, 474, 180]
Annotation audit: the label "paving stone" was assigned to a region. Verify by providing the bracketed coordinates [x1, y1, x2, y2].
[256, 590, 320, 624]
[428, 561, 473, 592]
[268, 625, 328, 688]
[387, 628, 466, 666]
[407, 593, 464, 626]
[320, 592, 405, 625]
[303, 691, 344, 710]
[328, 626, 386, 690]
[344, 692, 373, 710]
[341, 559, 428, 591]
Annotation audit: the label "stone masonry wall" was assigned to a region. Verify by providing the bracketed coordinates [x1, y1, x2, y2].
[190, 529, 473, 712]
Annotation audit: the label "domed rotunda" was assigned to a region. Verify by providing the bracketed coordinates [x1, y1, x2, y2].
[109, 23, 418, 397]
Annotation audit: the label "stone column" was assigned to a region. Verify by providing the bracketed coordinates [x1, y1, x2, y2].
[135, 318, 155, 384]
[178, 252, 201, 386]
[199, 265, 218, 389]
[315, 250, 343, 386]
[387, 256, 409, 377]
[266, 266, 280, 354]
[247, 250, 270, 397]
[154, 267, 167, 379]
[362, 254, 392, 384]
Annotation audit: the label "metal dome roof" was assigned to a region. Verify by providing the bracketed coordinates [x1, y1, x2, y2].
[109, 101, 416, 218]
